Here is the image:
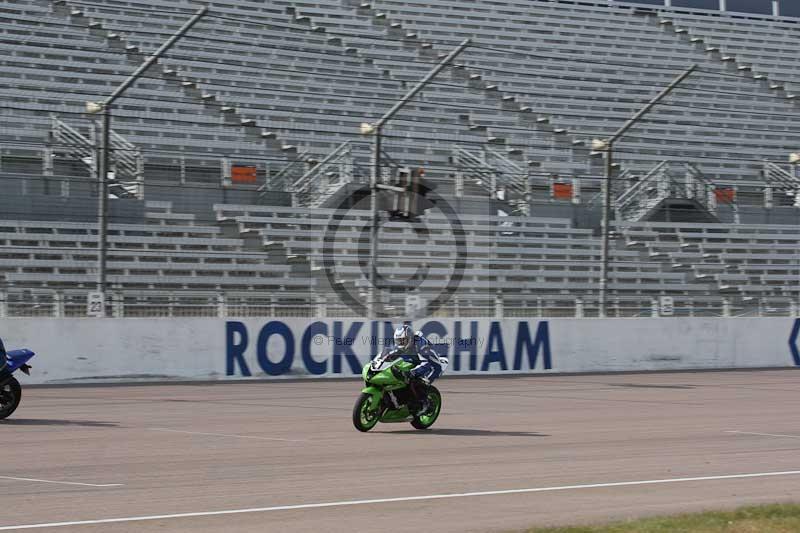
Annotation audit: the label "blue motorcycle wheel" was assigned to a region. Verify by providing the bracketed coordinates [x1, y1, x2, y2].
[0, 377, 21, 420]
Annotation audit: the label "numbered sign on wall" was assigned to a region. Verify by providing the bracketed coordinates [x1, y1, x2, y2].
[660, 296, 675, 317]
[87, 292, 105, 318]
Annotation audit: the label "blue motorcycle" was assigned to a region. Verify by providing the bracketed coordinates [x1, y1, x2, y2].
[1, 348, 35, 420]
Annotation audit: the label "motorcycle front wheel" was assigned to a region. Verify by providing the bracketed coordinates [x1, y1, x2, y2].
[411, 386, 442, 430]
[352, 392, 381, 432]
[0, 377, 21, 420]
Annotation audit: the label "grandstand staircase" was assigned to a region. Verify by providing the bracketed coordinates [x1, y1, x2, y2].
[763, 161, 800, 207]
[286, 141, 364, 208]
[634, 9, 800, 106]
[614, 161, 719, 223]
[49, 116, 144, 199]
[50, 0, 298, 158]
[628, 8, 800, 213]
[369, 0, 595, 170]
[216, 215, 317, 281]
[616, 226, 731, 298]
[451, 146, 531, 213]
[294, 1, 595, 178]
[260, 141, 394, 208]
[258, 151, 313, 204]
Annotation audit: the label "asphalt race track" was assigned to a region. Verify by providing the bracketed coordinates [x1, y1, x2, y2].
[2, 369, 800, 532]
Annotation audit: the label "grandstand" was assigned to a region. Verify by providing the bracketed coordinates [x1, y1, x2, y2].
[0, 0, 798, 318]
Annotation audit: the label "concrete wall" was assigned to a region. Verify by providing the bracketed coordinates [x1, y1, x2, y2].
[718, 205, 800, 226]
[0, 318, 798, 384]
[0, 192, 144, 223]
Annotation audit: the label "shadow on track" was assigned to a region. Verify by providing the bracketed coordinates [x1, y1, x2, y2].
[0, 419, 119, 427]
[381, 428, 549, 437]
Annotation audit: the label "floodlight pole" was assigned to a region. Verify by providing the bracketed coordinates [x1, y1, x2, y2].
[90, 6, 207, 316]
[366, 38, 471, 318]
[598, 64, 696, 318]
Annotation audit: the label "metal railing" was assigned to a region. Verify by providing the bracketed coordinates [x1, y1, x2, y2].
[290, 141, 360, 208]
[50, 116, 144, 199]
[452, 146, 536, 213]
[259, 150, 312, 197]
[1, 290, 796, 319]
[763, 160, 800, 208]
[615, 161, 717, 221]
[452, 146, 527, 196]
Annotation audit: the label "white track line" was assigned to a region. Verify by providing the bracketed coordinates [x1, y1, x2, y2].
[0, 476, 122, 488]
[1, 470, 799, 530]
[147, 427, 308, 443]
[726, 430, 800, 439]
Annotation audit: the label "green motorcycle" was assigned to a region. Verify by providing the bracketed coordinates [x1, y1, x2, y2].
[353, 349, 442, 432]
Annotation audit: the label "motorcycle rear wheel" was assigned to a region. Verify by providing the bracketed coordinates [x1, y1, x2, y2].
[0, 377, 21, 420]
[411, 386, 441, 430]
[352, 392, 380, 432]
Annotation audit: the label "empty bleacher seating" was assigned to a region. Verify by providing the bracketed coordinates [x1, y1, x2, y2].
[0, 0, 799, 318]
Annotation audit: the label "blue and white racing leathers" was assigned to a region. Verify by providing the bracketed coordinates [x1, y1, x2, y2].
[393, 333, 448, 384]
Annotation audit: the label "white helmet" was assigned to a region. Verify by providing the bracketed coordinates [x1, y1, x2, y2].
[393, 325, 413, 349]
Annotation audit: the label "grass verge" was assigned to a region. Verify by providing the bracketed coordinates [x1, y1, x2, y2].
[521, 503, 800, 532]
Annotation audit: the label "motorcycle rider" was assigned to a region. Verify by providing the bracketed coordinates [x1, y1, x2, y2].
[390, 325, 447, 416]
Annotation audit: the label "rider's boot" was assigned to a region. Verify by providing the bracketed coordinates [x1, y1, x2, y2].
[409, 379, 430, 416]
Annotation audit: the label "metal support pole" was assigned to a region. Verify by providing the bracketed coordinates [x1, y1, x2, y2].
[97, 108, 110, 302]
[217, 293, 227, 319]
[112, 292, 124, 318]
[91, 6, 208, 317]
[54, 291, 65, 318]
[104, 7, 209, 109]
[599, 143, 614, 318]
[524, 172, 532, 216]
[365, 38, 470, 319]
[372, 39, 470, 132]
[42, 146, 53, 177]
[494, 292, 503, 319]
[609, 65, 697, 144]
[315, 293, 326, 318]
[369, 127, 382, 319]
[597, 64, 696, 318]
[572, 176, 581, 205]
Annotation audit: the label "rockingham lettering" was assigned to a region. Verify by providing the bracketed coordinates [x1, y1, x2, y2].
[225, 320, 552, 377]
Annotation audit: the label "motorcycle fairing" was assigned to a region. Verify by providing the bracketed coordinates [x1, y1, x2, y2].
[5, 349, 35, 373]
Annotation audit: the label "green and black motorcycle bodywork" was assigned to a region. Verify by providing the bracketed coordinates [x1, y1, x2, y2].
[353, 349, 442, 432]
